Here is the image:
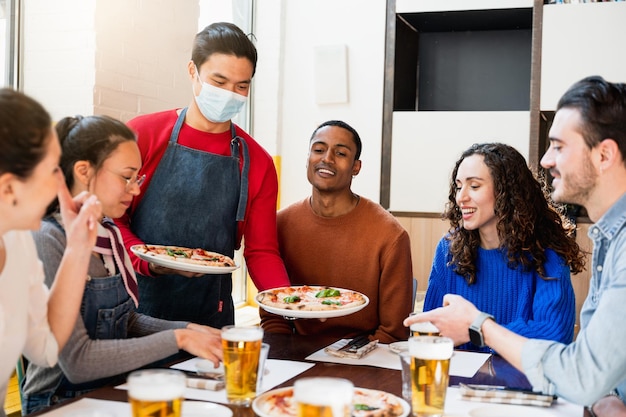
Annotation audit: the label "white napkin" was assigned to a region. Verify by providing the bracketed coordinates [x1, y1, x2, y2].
[116, 358, 314, 404]
[306, 340, 490, 378]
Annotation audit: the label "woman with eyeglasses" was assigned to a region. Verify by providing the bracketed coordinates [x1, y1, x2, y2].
[21, 115, 223, 414]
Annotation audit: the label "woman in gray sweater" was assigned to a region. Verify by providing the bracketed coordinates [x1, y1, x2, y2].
[21, 115, 223, 414]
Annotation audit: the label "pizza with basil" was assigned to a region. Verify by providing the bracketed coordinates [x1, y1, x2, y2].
[254, 387, 406, 417]
[256, 285, 367, 312]
[131, 244, 235, 267]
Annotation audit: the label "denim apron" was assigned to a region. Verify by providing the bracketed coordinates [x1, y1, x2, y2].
[130, 107, 249, 327]
[22, 221, 135, 413]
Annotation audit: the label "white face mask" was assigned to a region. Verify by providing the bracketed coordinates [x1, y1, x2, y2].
[193, 72, 247, 123]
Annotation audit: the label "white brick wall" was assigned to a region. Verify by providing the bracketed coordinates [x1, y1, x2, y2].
[23, 0, 96, 121]
[93, 0, 198, 121]
[22, 0, 198, 122]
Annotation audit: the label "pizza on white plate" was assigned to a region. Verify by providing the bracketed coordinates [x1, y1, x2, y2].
[256, 285, 367, 312]
[131, 244, 235, 267]
[255, 387, 406, 417]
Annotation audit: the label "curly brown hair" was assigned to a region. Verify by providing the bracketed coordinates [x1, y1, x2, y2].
[444, 143, 586, 284]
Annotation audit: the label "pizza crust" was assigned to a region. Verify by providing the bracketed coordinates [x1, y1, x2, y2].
[135, 245, 235, 267]
[257, 387, 405, 417]
[256, 286, 367, 312]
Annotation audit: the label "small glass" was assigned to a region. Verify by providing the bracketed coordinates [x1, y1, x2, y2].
[257, 342, 270, 394]
[399, 351, 413, 405]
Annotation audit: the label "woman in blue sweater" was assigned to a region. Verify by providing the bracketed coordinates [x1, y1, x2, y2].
[424, 143, 586, 351]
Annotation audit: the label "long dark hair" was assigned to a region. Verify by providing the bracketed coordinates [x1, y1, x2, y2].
[0, 88, 52, 179]
[444, 142, 586, 284]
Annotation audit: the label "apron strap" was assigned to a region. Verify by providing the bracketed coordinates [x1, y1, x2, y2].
[230, 123, 249, 222]
[169, 108, 188, 144]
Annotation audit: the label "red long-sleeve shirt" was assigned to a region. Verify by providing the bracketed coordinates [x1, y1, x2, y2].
[115, 109, 290, 291]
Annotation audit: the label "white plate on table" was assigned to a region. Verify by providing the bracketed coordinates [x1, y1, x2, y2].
[183, 400, 232, 417]
[388, 341, 409, 354]
[252, 386, 410, 417]
[255, 286, 369, 319]
[130, 244, 239, 274]
[469, 404, 556, 417]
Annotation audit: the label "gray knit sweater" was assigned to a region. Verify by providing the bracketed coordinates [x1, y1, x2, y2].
[22, 220, 188, 397]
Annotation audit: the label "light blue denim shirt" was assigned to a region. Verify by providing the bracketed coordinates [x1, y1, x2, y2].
[521, 191, 626, 406]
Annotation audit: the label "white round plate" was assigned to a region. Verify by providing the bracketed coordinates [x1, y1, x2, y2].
[469, 404, 556, 417]
[183, 401, 232, 417]
[252, 386, 409, 417]
[130, 245, 239, 275]
[389, 341, 409, 354]
[255, 286, 369, 319]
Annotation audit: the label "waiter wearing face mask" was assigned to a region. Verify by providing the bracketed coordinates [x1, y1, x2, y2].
[115, 22, 290, 327]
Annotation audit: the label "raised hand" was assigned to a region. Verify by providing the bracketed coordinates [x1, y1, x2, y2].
[58, 181, 101, 251]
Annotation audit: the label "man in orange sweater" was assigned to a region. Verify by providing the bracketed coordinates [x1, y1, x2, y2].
[260, 120, 413, 343]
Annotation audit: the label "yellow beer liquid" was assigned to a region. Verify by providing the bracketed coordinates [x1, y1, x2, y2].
[129, 396, 182, 417]
[222, 338, 262, 404]
[297, 403, 350, 417]
[411, 357, 450, 417]
[411, 330, 441, 337]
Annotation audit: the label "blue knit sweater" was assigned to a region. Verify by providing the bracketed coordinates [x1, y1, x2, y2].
[424, 238, 576, 352]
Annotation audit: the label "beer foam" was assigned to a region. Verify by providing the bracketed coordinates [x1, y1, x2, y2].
[128, 383, 185, 401]
[409, 336, 453, 360]
[294, 377, 353, 406]
[222, 326, 263, 342]
[410, 321, 439, 333]
[127, 371, 186, 401]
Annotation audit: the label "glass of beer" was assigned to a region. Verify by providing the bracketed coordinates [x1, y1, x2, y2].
[222, 325, 264, 406]
[127, 369, 186, 417]
[294, 377, 353, 417]
[408, 336, 454, 417]
[410, 321, 440, 337]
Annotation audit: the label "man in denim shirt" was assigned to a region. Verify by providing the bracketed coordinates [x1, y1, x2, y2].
[405, 75, 626, 415]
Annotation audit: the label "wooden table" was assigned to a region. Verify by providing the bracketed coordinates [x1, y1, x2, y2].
[32, 332, 584, 416]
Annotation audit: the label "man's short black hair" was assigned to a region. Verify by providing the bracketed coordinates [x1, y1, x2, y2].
[310, 120, 362, 160]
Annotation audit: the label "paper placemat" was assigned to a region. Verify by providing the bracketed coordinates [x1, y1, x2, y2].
[116, 358, 314, 404]
[306, 340, 489, 378]
[37, 398, 129, 416]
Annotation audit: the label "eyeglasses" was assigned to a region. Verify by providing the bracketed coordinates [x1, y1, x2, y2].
[107, 169, 146, 191]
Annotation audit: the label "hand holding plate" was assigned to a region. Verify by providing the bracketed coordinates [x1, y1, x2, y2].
[149, 262, 205, 278]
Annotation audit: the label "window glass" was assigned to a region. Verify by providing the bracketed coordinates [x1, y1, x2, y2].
[1, 0, 19, 88]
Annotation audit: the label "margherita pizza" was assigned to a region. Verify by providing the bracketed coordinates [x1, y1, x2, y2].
[131, 244, 235, 267]
[256, 285, 367, 312]
[254, 386, 406, 417]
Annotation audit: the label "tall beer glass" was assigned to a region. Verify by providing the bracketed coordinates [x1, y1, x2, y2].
[294, 377, 353, 417]
[409, 336, 454, 417]
[410, 321, 440, 337]
[222, 325, 264, 406]
[127, 369, 186, 417]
